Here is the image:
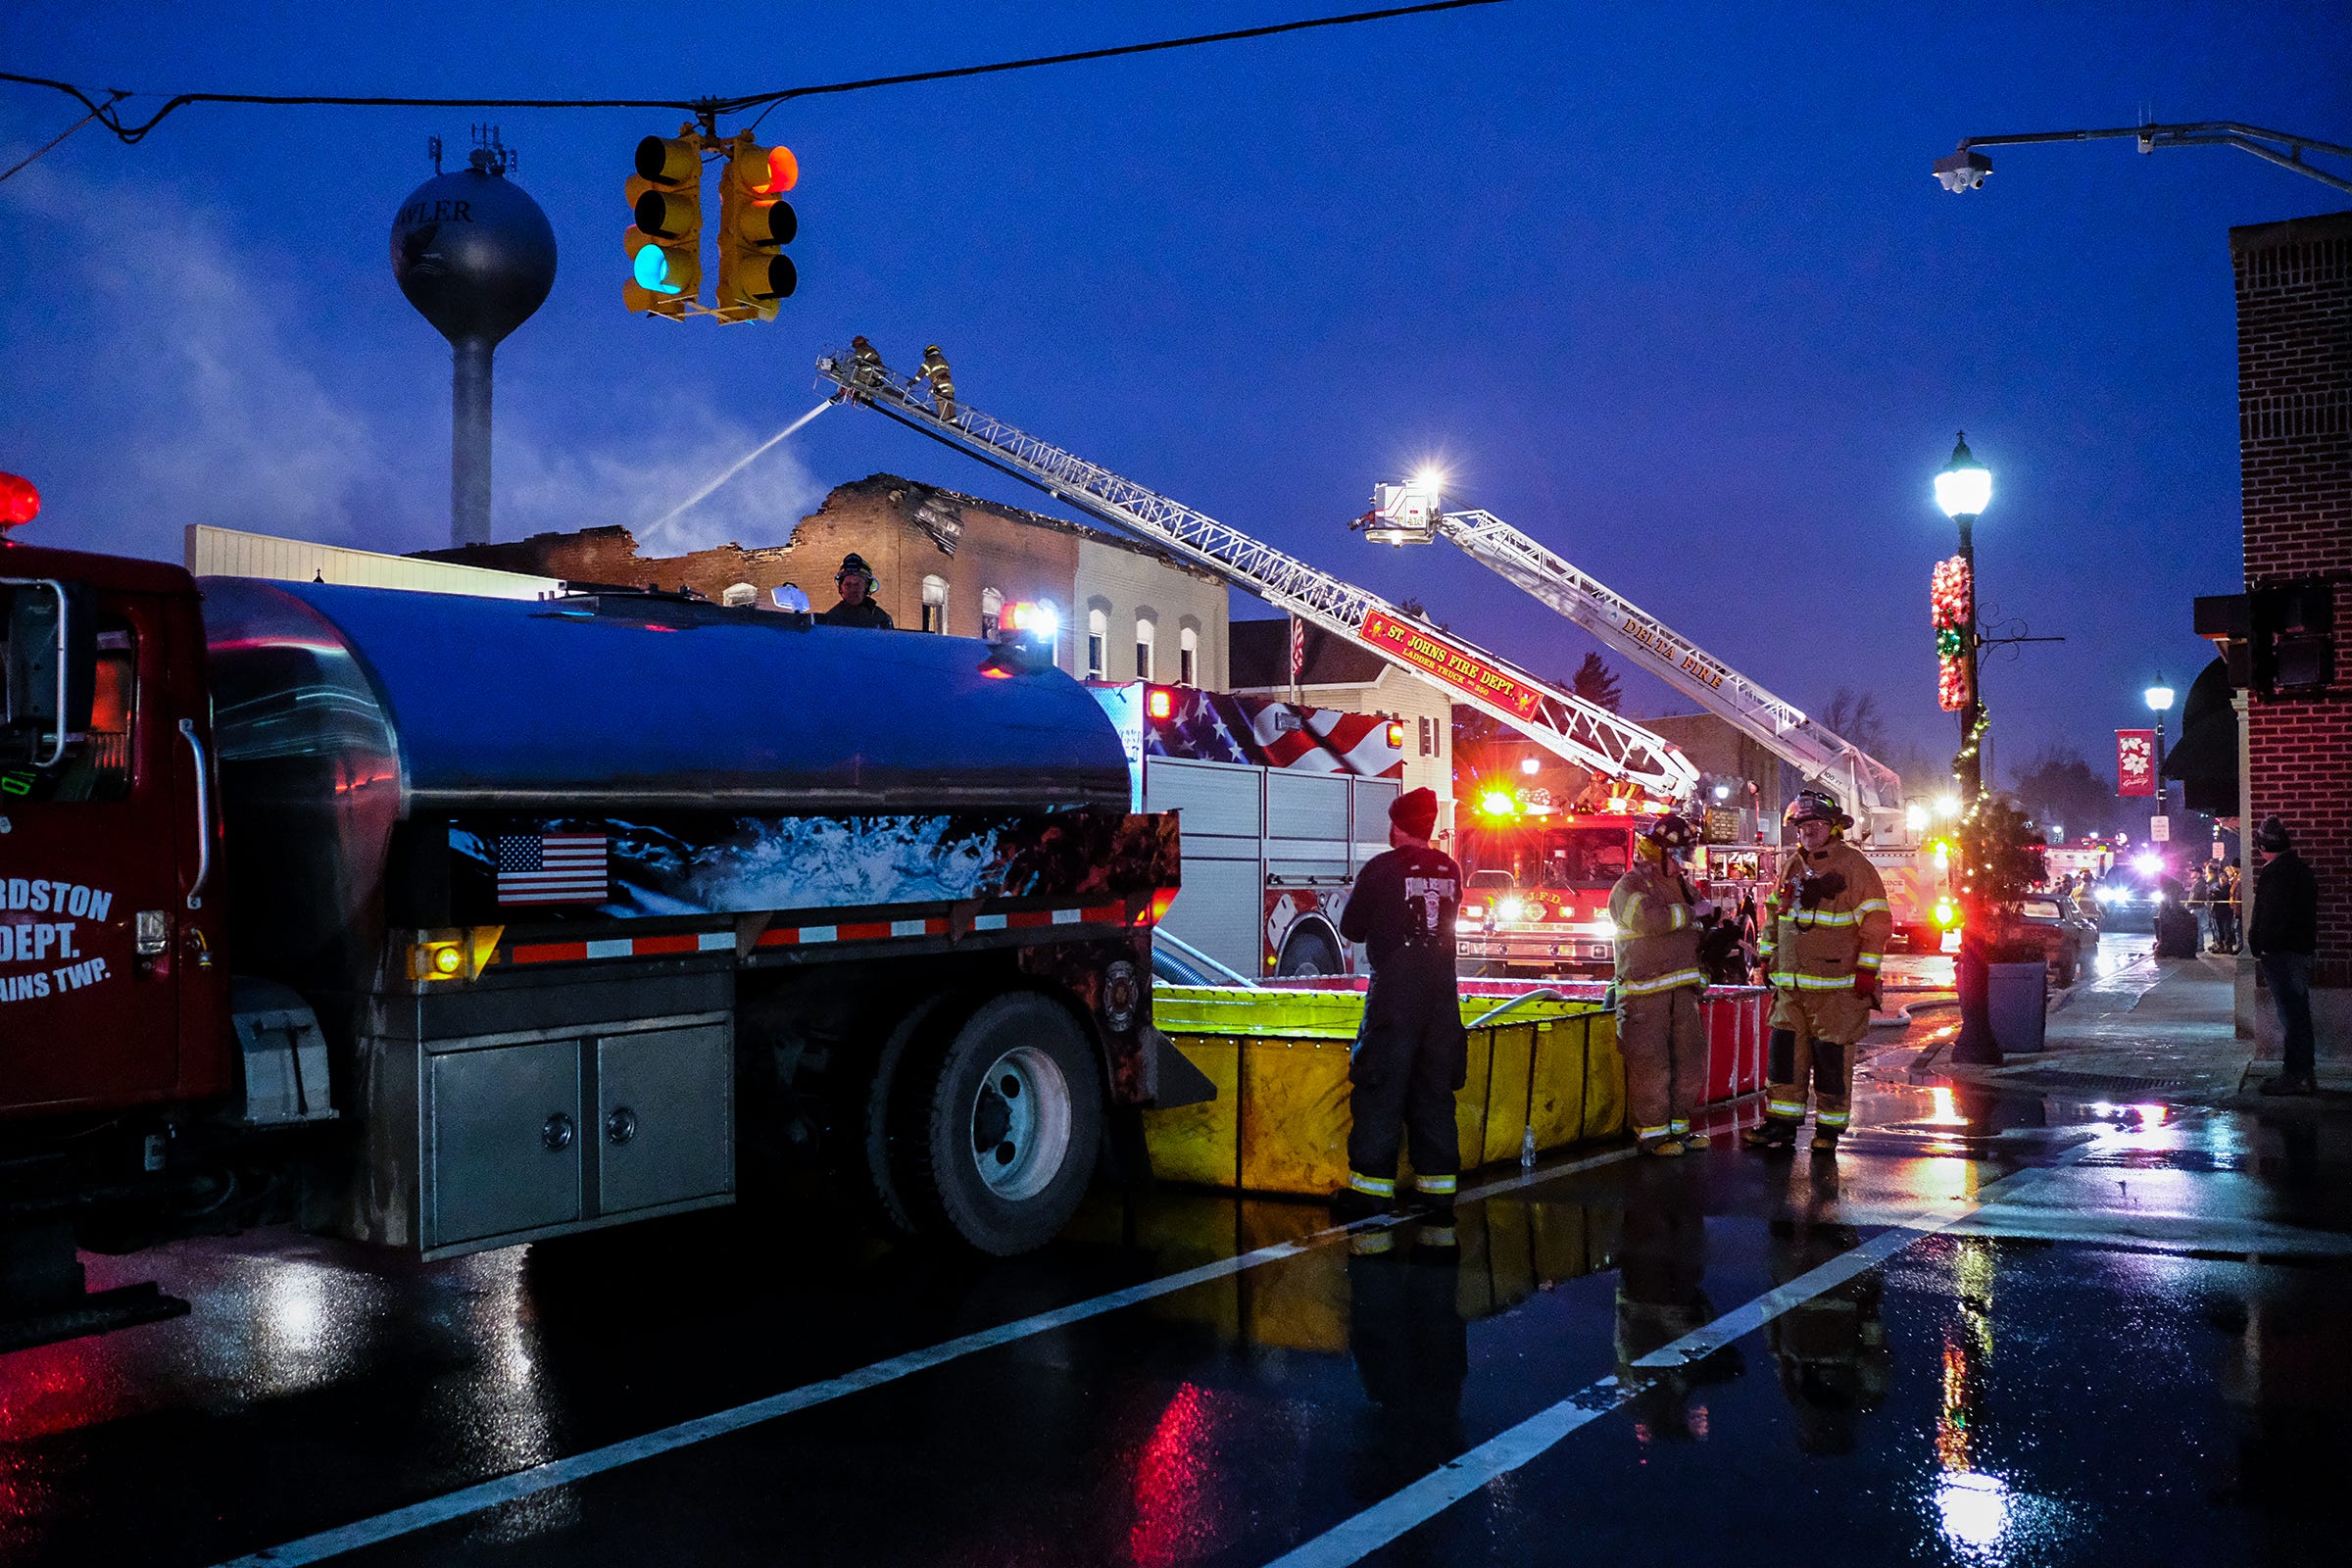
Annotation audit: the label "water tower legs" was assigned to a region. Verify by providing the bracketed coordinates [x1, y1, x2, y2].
[451, 335, 494, 547]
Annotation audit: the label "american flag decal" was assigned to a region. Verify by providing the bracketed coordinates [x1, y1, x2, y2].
[495, 833, 611, 906]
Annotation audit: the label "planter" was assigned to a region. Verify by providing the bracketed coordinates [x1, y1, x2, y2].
[1985, 960, 2048, 1054]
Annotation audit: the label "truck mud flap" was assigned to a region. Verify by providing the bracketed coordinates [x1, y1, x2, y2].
[1147, 1027, 1218, 1111]
[0, 1225, 188, 1355]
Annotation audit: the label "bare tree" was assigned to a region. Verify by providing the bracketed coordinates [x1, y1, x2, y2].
[1818, 687, 1888, 758]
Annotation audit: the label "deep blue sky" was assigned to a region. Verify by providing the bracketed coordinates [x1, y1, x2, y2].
[5, 2, 2346, 784]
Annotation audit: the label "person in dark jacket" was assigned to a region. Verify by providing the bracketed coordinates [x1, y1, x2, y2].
[2249, 815, 2321, 1096]
[1333, 787, 1467, 1222]
[816, 553, 895, 628]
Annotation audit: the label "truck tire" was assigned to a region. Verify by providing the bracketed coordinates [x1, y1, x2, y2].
[889, 993, 1102, 1255]
[1276, 926, 1341, 979]
[2054, 946, 2080, 989]
[858, 995, 953, 1236]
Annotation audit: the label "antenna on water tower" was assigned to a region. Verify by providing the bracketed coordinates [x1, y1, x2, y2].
[390, 126, 558, 547]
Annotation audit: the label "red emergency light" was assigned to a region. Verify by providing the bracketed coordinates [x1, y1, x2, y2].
[1146, 687, 1174, 720]
[1386, 720, 1404, 748]
[0, 471, 39, 533]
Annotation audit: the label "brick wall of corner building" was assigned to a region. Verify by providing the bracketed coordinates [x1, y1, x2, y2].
[2232, 209, 2352, 988]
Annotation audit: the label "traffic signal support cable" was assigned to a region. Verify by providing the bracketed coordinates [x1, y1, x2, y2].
[0, 0, 1508, 149]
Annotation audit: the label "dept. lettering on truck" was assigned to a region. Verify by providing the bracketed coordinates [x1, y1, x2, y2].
[0, 879, 120, 1004]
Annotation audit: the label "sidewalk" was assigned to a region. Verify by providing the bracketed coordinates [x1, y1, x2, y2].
[1907, 952, 2352, 1108]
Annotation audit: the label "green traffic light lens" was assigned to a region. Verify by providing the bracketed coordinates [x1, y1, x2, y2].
[632, 244, 681, 295]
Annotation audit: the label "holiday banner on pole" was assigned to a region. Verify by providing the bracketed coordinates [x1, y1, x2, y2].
[2116, 729, 2156, 797]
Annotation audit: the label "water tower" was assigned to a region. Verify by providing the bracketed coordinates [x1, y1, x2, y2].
[390, 129, 558, 547]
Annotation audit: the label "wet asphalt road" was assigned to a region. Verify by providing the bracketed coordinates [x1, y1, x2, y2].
[8, 939, 2349, 1567]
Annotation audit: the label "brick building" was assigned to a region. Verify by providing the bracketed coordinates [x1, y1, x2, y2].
[419, 474, 1228, 688]
[2227, 211, 2352, 1056]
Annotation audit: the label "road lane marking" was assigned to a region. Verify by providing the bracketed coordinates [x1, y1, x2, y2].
[208, 1146, 1641, 1567]
[1262, 1140, 2111, 1568]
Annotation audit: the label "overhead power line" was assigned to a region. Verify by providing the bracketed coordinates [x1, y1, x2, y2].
[0, 0, 1508, 147]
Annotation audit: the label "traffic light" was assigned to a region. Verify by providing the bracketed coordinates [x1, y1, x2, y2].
[624, 132, 702, 318]
[714, 135, 798, 321]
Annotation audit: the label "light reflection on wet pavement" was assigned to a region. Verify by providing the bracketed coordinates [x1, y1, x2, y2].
[3, 941, 2345, 1567]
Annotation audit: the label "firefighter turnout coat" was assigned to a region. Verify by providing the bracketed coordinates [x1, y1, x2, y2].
[1609, 856, 1710, 1144]
[1756, 837, 1890, 1136]
[1759, 838, 1891, 1025]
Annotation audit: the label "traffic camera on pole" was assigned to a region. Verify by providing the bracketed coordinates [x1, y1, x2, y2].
[625, 130, 702, 318]
[714, 135, 799, 321]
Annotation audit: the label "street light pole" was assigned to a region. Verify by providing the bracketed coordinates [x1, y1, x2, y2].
[1936, 434, 2000, 1065]
[2143, 676, 2176, 824]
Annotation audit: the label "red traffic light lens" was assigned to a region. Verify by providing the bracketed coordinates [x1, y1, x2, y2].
[0, 472, 39, 529]
[765, 145, 799, 194]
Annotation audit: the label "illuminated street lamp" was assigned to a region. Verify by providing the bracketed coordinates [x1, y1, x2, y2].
[1936, 434, 2000, 1065]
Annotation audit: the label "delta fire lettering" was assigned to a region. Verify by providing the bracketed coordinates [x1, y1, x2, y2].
[0, 879, 119, 1004]
[1360, 610, 1542, 718]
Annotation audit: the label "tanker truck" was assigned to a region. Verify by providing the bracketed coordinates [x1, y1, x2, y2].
[0, 529, 1193, 1353]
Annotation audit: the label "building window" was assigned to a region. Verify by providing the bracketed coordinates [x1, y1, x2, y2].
[1418, 715, 1435, 757]
[980, 586, 1003, 638]
[1135, 618, 1155, 681]
[1086, 609, 1107, 679]
[919, 574, 948, 634]
[1178, 625, 1199, 685]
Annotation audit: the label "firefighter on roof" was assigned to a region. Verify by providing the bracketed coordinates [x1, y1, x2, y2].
[1742, 790, 1890, 1152]
[1610, 812, 1713, 1155]
[1333, 787, 1467, 1223]
[817, 553, 895, 629]
[918, 344, 956, 419]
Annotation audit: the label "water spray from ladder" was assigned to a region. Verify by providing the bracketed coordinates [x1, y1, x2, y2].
[641, 399, 833, 544]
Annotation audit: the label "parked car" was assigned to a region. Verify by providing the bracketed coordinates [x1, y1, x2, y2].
[2014, 894, 2100, 987]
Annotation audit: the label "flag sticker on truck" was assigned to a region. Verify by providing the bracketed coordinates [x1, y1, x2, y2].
[1, 878, 118, 1004]
[494, 833, 611, 906]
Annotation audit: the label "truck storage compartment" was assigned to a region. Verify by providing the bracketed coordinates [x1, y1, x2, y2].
[417, 1012, 732, 1258]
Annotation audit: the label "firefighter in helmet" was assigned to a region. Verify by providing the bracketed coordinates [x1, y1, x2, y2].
[849, 334, 884, 386]
[1741, 790, 1890, 1152]
[1610, 812, 1713, 1155]
[816, 552, 896, 629]
[918, 344, 956, 419]
[1333, 787, 1467, 1222]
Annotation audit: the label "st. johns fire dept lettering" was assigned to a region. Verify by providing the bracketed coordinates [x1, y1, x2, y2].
[0, 880, 118, 1004]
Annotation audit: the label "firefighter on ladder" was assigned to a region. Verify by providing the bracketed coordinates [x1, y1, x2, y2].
[1332, 787, 1467, 1223]
[918, 344, 956, 419]
[1609, 812, 1713, 1155]
[1742, 791, 1890, 1152]
[849, 334, 884, 386]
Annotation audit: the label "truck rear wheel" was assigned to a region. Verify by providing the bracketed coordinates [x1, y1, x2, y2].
[1276, 927, 1341, 978]
[890, 993, 1102, 1255]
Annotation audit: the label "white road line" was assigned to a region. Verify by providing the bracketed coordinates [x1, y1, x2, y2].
[1262, 1142, 2110, 1568]
[209, 1146, 1639, 1568]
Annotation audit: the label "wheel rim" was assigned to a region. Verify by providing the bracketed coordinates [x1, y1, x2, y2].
[969, 1045, 1073, 1201]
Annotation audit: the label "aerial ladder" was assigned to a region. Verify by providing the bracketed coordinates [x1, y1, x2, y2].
[1360, 473, 1909, 844]
[814, 351, 1698, 801]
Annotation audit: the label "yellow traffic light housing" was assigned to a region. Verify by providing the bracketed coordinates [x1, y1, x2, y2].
[713, 134, 799, 321]
[624, 131, 703, 318]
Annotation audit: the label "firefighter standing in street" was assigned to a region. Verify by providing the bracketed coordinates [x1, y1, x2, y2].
[1610, 813, 1713, 1155]
[1333, 787, 1467, 1222]
[1742, 791, 1890, 1152]
[918, 344, 956, 419]
[816, 553, 896, 629]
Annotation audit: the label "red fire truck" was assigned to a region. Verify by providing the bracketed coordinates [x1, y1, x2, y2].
[1453, 797, 1772, 977]
[0, 504, 1196, 1353]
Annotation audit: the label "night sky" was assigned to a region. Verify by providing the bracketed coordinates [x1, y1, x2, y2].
[5, 2, 2346, 786]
